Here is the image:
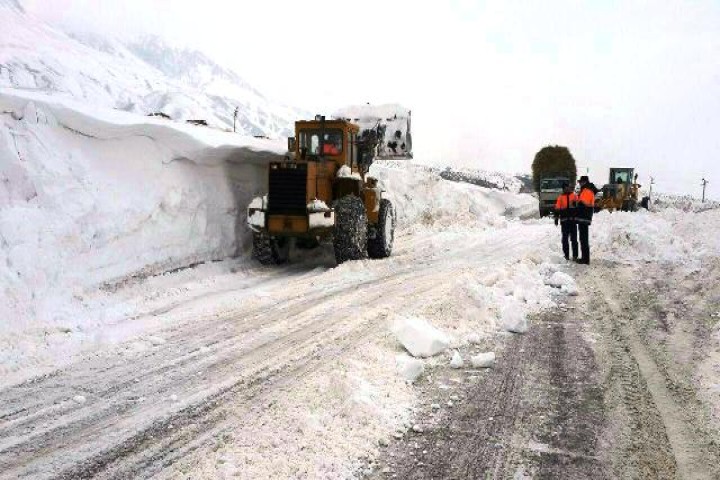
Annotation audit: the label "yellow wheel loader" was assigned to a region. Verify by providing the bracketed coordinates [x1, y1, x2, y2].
[247, 107, 411, 265]
[598, 167, 645, 212]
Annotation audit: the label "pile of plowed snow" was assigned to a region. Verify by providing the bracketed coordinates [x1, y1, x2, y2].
[0, 90, 285, 333]
[592, 208, 720, 266]
[371, 161, 538, 229]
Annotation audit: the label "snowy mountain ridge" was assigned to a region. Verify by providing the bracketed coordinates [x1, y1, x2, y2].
[0, 4, 300, 137]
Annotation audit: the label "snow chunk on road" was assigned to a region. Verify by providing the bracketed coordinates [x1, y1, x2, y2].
[449, 351, 464, 369]
[545, 271, 578, 296]
[501, 306, 528, 334]
[392, 317, 450, 358]
[546, 271, 574, 288]
[396, 355, 425, 383]
[470, 352, 496, 368]
[561, 283, 579, 296]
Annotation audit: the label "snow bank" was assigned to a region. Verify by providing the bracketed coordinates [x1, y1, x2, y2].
[651, 193, 720, 213]
[370, 161, 538, 229]
[0, 90, 284, 335]
[592, 208, 720, 265]
[392, 316, 450, 358]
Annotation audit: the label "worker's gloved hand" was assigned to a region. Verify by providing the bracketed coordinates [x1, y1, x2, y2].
[554, 217, 559, 226]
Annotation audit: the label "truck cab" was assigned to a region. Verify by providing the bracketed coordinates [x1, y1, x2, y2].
[538, 176, 570, 217]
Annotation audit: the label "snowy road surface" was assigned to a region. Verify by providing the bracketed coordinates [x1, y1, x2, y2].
[0, 222, 556, 479]
[367, 261, 720, 479]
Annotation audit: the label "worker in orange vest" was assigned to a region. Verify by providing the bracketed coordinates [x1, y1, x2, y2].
[554, 182, 578, 261]
[575, 175, 597, 264]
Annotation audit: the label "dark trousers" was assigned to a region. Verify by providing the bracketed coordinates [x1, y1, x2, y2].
[561, 221, 578, 260]
[578, 223, 590, 263]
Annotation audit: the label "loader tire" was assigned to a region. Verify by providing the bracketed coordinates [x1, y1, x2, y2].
[252, 233, 289, 265]
[333, 195, 367, 264]
[368, 199, 395, 259]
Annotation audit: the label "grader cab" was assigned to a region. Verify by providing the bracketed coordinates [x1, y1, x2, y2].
[247, 112, 407, 265]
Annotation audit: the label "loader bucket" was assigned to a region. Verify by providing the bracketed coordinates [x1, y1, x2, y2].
[334, 104, 413, 160]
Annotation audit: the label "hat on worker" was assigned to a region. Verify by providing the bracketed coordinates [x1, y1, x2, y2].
[578, 175, 589, 183]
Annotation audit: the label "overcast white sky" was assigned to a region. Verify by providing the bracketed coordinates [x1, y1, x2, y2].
[21, 0, 720, 197]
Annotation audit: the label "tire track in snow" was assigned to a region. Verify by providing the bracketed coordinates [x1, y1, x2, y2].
[591, 266, 720, 479]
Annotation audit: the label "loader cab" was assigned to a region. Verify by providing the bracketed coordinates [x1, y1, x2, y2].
[292, 118, 360, 170]
[600, 167, 641, 211]
[609, 168, 634, 186]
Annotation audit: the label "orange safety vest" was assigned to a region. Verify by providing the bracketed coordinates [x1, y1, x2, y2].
[578, 187, 595, 207]
[555, 192, 578, 210]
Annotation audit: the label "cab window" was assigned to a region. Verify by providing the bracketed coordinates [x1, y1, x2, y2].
[613, 171, 630, 183]
[299, 129, 343, 156]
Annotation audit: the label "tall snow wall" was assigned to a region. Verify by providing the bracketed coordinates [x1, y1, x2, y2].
[0, 90, 284, 332]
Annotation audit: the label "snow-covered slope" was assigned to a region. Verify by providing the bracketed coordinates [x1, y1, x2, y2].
[0, 89, 285, 333]
[0, 3, 299, 136]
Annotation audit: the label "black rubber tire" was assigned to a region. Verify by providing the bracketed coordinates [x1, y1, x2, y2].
[333, 195, 368, 264]
[295, 237, 320, 250]
[368, 199, 395, 259]
[252, 233, 289, 265]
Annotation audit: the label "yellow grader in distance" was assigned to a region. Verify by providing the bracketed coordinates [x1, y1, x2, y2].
[597, 167, 644, 212]
[247, 106, 412, 265]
